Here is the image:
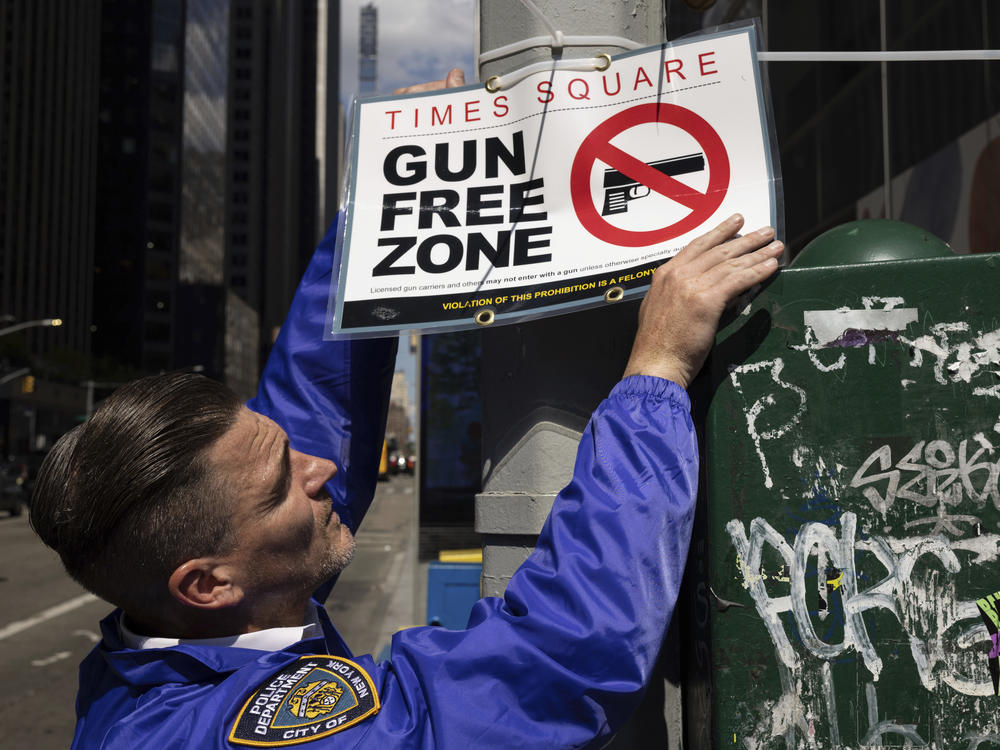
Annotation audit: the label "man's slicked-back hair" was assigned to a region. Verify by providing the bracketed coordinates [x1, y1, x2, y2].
[30, 372, 242, 612]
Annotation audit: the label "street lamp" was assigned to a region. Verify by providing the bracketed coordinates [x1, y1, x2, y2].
[0, 318, 63, 338]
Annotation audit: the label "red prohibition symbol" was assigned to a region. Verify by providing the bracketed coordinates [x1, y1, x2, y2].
[570, 102, 730, 247]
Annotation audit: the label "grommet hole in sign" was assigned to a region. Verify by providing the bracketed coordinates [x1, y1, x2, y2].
[474, 308, 496, 326]
[604, 286, 624, 303]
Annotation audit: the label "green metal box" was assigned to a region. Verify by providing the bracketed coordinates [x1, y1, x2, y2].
[703, 250, 1000, 748]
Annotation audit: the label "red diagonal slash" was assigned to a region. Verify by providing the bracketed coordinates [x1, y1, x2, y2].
[571, 102, 730, 247]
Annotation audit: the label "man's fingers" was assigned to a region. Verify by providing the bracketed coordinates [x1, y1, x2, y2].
[672, 213, 745, 263]
[718, 226, 776, 261]
[705, 241, 783, 298]
[394, 80, 446, 95]
[394, 68, 466, 95]
[686, 225, 775, 273]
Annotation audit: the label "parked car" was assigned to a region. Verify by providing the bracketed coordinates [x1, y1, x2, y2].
[0, 461, 27, 517]
[392, 453, 407, 475]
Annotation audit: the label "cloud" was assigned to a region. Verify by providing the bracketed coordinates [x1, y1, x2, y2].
[340, 0, 476, 106]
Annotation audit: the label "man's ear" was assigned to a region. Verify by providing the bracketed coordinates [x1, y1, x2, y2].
[168, 559, 244, 610]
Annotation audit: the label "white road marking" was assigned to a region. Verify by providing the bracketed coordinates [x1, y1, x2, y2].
[73, 629, 101, 643]
[31, 650, 72, 667]
[0, 593, 99, 642]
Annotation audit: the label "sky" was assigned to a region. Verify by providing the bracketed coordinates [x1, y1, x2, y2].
[339, 0, 476, 108]
[339, 0, 477, 411]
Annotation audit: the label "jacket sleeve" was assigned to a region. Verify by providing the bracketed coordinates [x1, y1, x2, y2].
[246, 214, 398, 535]
[361, 376, 697, 749]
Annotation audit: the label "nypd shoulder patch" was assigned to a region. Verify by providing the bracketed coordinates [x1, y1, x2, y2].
[229, 655, 380, 746]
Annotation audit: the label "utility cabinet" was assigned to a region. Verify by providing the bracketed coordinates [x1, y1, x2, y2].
[699, 222, 1000, 748]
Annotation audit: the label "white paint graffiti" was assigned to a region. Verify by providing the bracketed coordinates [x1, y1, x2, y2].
[741, 302, 1000, 490]
[787, 289, 1000, 401]
[729, 511, 997, 693]
[906, 322, 1000, 388]
[729, 512, 880, 677]
[728, 358, 807, 489]
[728, 510, 1000, 747]
[850, 437, 1000, 531]
[794, 303, 1000, 392]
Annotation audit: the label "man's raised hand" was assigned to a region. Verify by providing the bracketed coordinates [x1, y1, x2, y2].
[394, 68, 466, 95]
[623, 214, 783, 389]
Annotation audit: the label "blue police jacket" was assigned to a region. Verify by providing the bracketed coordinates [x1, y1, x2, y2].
[71, 218, 698, 749]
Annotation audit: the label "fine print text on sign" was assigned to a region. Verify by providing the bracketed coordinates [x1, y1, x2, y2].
[329, 23, 778, 337]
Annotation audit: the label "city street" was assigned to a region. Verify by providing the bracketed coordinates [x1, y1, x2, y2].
[0, 473, 420, 748]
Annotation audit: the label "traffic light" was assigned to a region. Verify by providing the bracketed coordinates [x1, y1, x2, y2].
[21, 375, 34, 393]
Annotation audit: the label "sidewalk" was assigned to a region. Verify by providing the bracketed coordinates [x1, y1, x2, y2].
[325, 473, 428, 658]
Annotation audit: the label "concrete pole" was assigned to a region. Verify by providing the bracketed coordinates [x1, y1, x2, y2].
[476, 3, 682, 748]
[475, 0, 663, 597]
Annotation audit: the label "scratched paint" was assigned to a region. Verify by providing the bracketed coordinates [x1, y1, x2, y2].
[728, 358, 807, 490]
[790, 305, 1000, 401]
[728, 510, 999, 690]
[707, 267, 1000, 749]
[728, 509, 999, 746]
[723, 439, 1000, 746]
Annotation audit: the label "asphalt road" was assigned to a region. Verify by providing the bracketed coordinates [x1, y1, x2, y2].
[0, 473, 420, 749]
[0, 509, 109, 748]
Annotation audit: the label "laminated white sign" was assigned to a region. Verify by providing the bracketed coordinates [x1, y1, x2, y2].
[329, 23, 779, 337]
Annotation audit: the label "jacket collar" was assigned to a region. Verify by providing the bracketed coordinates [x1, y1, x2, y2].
[96, 603, 351, 688]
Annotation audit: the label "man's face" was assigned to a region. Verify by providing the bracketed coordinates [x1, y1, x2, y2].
[207, 407, 355, 601]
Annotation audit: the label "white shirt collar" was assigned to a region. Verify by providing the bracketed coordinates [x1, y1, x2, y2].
[119, 606, 321, 652]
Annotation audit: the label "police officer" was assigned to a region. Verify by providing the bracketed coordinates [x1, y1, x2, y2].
[29, 70, 782, 749]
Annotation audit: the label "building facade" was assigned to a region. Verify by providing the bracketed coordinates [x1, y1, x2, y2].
[90, 0, 340, 401]
[226, 0, 340, 393]
[92, 0, 187, 376]
[0, 0, 101, 452]
[359, 3, 377, 94]
[0, 0, 343, 454]
[0, 0, 99, 358]
[669, 0, 1000, 253]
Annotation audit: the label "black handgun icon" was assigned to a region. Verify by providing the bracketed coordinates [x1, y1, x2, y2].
[601, 153, 705, 216]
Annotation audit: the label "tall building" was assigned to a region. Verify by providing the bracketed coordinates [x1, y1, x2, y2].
[90, 0, 340, 401]
[226, 0, 341, 390]
[92, 0, 188, 376]
[1, 0, 342, 421]
[92, 0, 232, 385]
[386, 370, 412, 446]
[359, 3, 377, 94]
[0, 1, 100, 358]
[177, 0, 229, 381]
[0, 1, 101, 453]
